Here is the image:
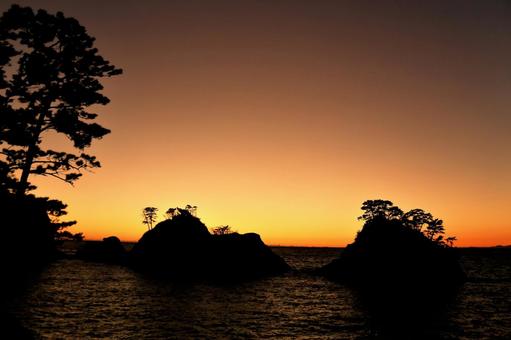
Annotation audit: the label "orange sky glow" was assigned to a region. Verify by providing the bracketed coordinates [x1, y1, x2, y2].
[5, 1, 511, 247]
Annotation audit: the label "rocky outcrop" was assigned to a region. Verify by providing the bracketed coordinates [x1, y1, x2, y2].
[319, 217, 466, 290]
[129, 213, 290, 280]
[318, 216, 466, 336]
[76, 236, 126, 264]
[209, 232, 290, 278]
[0, 191, 59, 272]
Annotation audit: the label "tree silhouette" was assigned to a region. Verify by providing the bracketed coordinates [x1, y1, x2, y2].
[142, 207, 158, 230]
[165, 205, 198, 219]
[358, 200, 403, 222]
[165, 207, 178, 220]
[0, 5, 122, 196]
[445, 236, 457, 247]
[424, 218, 445, 241]
[185, 204, 197, 217]
[358, 199, 456, 247]
[211, 225, 234, 235]
[44, 196, 78, 238]
[402, 208, 433, 231]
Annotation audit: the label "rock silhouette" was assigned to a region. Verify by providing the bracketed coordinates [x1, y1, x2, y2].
[210, 232, 289, 278]
[319, 216, 466, 287]
[0, 190, 61, 276]
[76, 236, 126, 264]
[319, 209, 467, 336]
[129, 212, 290, 280]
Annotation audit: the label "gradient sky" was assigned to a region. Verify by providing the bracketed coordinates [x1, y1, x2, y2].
[2, 0, 510, 246]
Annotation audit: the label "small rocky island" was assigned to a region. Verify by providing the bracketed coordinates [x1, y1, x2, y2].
[73, 206, 289, 280]
[76, 236, 127, 264]
[319, 200, 467, 335]
[320, 200, 466, 291]
[128, 207, 290, 280]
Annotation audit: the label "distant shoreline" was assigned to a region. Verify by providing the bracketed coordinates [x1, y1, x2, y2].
[66, 240, 511, 249]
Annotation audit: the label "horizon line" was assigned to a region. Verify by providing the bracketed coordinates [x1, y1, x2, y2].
[79, 239, 511, 248]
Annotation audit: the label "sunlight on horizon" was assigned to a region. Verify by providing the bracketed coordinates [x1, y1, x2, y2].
[14, 0, 511, 247]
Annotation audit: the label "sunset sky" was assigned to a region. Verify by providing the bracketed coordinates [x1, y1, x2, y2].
[3, 0, 510, 246]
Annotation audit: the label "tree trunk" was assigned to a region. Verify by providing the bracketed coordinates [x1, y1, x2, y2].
[16, 108, 47, 197]
[17, 142, 37, 197]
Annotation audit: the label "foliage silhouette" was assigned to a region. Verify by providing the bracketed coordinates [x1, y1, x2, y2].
[358, 199, 403, 222]
[164, 205, 197, 220]
[40, 195, 78, 241]
[358, 199, 455, 246]
[164, 207, 178, 219]
[211, 225, 235, 235]
[184, 204, 197, 216]
[0, 188, 77, 270]
[142, 207, 158, 230]
[0, 5, 122, 196]
[0, 5, 120, 275]
[402, 208, 433, 231]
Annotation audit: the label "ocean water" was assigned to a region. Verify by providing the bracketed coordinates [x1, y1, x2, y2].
[6, 247, 511, 339]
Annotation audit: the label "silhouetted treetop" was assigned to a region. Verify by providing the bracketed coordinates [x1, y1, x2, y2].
[358, 199, 456, 247]
[358, 199, 403, 222]
[211, 225, 235, 235]
[165, 205, 198, 219]
[402, 208, 433, 231]
[43, 196, 78, 237]
[0, 5, 122, 195]
[142, 207, 158, 230]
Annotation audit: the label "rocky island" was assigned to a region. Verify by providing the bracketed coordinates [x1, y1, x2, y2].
[129, 207, 290, 280]
[320, 200, 466, 289]
[319, 200, 467, 335]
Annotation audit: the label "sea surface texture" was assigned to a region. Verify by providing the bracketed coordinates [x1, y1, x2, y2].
[7, 247, 511, 339]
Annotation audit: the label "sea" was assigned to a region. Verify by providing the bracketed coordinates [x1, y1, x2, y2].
[3, 247, 511, 339]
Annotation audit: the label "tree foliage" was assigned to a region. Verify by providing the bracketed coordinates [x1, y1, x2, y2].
[358, 199, 403, 222]
[402, 208, 433, 231]
[42, 196, 78, 238]
[165, 207, 179, 220]
[165, 204, 198, 220]
[0, 5, 122, 195]
[185, 204, 197, 216]
[211, 225, 235, 235]
[358, 199, 456, 247]
[142, 207, 158, 230]
[0, 187, 81, 257]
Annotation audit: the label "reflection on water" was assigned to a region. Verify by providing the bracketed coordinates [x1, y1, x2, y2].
[6, 247, 511, 339]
